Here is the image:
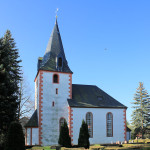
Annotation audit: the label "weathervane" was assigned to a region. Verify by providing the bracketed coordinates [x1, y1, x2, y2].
[55, 8, 59, 19]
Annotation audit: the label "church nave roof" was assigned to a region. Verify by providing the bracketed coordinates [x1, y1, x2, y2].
[68, 84, 127, 108]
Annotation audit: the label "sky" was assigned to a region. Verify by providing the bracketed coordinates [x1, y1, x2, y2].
[0, 0, 150, 123]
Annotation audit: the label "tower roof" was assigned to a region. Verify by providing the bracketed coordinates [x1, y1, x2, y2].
[38, 19, 72, 73]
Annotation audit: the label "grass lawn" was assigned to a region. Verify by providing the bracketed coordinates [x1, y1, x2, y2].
[27, 146, 55, 150]
[27, 143, 150, 150]
[129, 139, 150, 143]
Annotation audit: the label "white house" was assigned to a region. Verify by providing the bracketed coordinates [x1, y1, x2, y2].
[25, 19, 127, 146]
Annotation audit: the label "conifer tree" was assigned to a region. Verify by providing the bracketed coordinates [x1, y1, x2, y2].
[5, 121, 25, 150]
[131, 82, 150, 138]
[78, 120, 90, 149]
[58, 120, 71, 147]
[0, 30, 22, 135]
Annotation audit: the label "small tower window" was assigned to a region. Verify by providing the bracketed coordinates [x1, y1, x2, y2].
[52, 101, 55, 107]
[58, 57, 62, 67]
[53, 74, 59, 83]
[56, 88, 58, 94]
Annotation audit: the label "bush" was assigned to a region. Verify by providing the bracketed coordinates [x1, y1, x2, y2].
[0, 133, 6, 150]
[58, 120, 71, 147]
[78, 120, 90, 149]
[5, 121, 25, 150]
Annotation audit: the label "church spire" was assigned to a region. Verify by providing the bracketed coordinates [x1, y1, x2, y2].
[38, 18, 72, 73]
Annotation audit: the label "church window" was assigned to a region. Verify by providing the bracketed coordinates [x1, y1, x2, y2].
[59, 118, 66, 131]
[106, 112, 113, 137]
[52, 101, 55, 107]
[58, 57, 62, 67]
[86, 112, 93, 138]
[56, 88, 58, 94]
[53, 74, 59, 83]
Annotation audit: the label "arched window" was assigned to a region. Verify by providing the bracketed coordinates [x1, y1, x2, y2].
[53, 74, 59, 83]
[106, 112, 113, 137]
[59, 118, 66, 131]
[86, 112, 93, 138]
[58, 57, 62, 67]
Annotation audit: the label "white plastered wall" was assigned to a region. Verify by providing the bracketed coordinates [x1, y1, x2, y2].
[41, 71, 70, 145]
[32, 128, 39, 145]
[25, 75, 40, 146]
[126, 131, 131, 141]
[35, 75, 39, 121]
[72, 108, 125, 145]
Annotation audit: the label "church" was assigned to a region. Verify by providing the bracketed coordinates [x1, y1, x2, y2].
[25, 18, 127, 146]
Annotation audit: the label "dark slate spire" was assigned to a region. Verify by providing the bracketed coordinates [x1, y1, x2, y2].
[38, 19, 72, 73]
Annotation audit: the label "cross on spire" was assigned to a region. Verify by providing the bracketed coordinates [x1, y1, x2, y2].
[55, 8, 59, 19]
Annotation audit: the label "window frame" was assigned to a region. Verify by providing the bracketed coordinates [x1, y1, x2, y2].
[86, 112, 93, 138]
[52, 101, 55, 107]
[53, 74, 59, 84]
[56, 88, 58, 94]
[106, 112, 113, 137]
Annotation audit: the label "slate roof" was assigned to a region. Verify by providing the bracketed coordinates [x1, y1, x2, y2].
[68, 84, 127, 108]
[127, 126, 131, 132]
[38, 19, 72, 73]
[24, 109, 38, 127]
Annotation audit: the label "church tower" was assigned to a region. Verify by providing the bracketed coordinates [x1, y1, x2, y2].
[35, 19, 73, 146]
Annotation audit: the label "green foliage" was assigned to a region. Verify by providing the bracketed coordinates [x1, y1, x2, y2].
[131, 82, 150, 138]
[0, 30, 21, 135]
[133, 126, 147, 139]
[58, 120, 71, 147]
[78, 120, 90, 149]
[0, 133, 6, 150]
[5, 121, 25, 150]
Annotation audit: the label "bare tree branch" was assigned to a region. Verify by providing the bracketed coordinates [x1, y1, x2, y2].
[18, 75, 34, 119]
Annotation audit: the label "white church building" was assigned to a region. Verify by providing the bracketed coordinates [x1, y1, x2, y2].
[25, 19, 127, 146]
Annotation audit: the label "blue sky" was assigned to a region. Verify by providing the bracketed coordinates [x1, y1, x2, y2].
[1, 0, 150, 123]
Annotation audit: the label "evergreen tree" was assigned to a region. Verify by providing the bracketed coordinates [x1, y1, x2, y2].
[78, 120, 90, 149]
[5, 121, 25, 150]
[0, 30, 21, 135]
[58, 120, 71, 147]
[131, 82, 150, 138]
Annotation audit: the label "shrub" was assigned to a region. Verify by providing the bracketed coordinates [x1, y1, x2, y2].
[0, 133, 6, 150]
[5, 121, 25, 150]
[58, 120, 71, 147]
[78, 120, 90, 149]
